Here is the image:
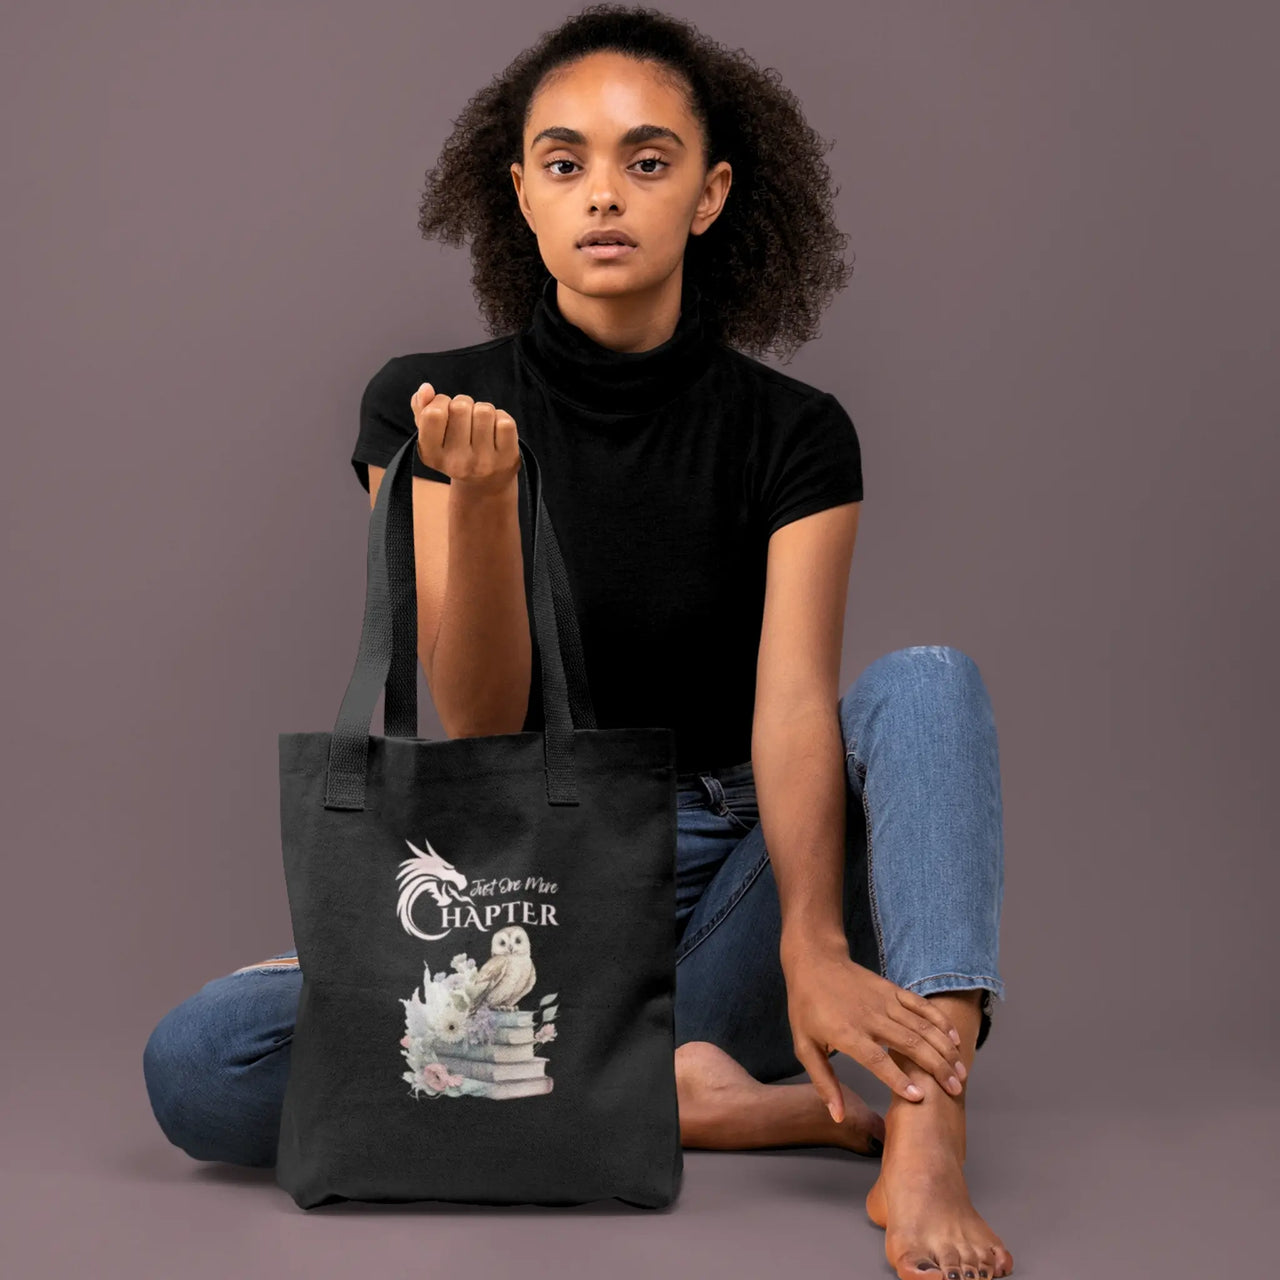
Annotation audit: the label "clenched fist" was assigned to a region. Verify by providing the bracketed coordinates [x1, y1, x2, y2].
[411, 382, 522, 496]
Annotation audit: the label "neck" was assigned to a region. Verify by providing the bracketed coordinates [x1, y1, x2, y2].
[552, 277, 684, 355]
[515, 272, 714, 416]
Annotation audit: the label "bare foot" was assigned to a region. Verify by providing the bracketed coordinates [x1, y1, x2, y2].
[675, 1040, 885, 1156]
[864, 994, 1014, 1279]
[866, 1145, 1013, 1278]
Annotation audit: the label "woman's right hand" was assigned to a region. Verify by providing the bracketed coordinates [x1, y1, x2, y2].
[411, 382, 521, 496]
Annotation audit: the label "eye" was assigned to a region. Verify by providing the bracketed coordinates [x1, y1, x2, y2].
[542, 154, 669, 177]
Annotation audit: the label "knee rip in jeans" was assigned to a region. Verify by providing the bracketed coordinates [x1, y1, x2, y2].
[904, 644, 956, 664]
[231, 956, 300, 976]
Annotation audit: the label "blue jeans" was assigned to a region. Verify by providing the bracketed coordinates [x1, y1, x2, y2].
[143, 645, 1005, 1167]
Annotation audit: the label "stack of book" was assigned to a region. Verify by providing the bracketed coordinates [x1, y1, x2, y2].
[436, 1008, 554, 1100]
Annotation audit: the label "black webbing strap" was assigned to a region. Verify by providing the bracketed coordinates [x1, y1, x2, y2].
[323, 432, 596, 810]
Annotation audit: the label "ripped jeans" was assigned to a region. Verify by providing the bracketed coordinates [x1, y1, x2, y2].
[143, 645, 1005, 1166]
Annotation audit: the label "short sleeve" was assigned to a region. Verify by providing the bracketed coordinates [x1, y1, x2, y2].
[350, 355, 452, 493]
[757, 391, 864, 538]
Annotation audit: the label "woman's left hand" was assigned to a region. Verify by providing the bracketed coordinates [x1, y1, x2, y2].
[780, 935, 967, 1120]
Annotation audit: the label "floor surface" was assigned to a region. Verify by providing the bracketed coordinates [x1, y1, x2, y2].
[2, 1043, 1272, 1279]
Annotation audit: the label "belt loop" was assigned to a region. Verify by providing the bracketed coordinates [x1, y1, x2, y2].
[698, 772, 727, 813]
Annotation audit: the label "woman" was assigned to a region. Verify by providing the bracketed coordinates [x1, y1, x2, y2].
[143, 8, 1010, 1277]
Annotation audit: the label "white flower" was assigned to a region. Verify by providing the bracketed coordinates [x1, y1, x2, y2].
[431, 1006, 468, 1043]
[402, 988, 435, 1041]
[404, 973, 471, 1044]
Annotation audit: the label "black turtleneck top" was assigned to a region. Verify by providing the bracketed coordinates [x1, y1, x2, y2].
[351, 274, 863, 774]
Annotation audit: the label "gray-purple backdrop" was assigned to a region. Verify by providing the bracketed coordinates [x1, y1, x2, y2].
[2, 2, 1274, 1276]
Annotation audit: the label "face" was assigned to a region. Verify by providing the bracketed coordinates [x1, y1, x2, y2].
[511, 51, 732, 306]
[494, 926, 529, 954]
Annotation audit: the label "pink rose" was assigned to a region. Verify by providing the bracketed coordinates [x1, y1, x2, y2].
[421, 1061, 452, 1090]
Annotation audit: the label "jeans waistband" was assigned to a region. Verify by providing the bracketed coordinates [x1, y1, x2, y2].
[676, 759, 755, 789]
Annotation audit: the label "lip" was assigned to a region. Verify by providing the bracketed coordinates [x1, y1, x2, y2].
[577, 230, 637, 247]
[577, 243, 637, 259]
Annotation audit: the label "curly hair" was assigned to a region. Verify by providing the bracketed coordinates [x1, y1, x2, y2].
[416, 4, 855, 363]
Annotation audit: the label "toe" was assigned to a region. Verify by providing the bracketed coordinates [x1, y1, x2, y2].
[891, 1245, 942, 1277]
[971, 1244, 998, 1277]
[937, 1249, 964, 1280]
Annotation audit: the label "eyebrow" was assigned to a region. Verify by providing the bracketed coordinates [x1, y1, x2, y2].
[529, 123, 686, 151]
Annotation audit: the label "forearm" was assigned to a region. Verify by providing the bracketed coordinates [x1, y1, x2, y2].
[752, 701, 850, 963]
[430, 475, 532, 737]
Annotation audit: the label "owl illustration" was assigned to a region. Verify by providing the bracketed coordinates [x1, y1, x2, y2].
[468, 925, 536, 1011]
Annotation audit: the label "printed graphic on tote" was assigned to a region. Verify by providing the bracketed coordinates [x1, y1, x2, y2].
[394, 837, 560, 1101]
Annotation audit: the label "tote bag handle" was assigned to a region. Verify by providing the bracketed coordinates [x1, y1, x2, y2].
[323, 431, 597, 811]
[378, 436, 596, 743]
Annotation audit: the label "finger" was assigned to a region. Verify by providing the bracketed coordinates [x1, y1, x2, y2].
[417, 392, 451, 460]
[417, 389, 450, 429]
[447, 392, 475, 445]
[433, 393, 470, 468]
[888, 1005, 966, 1078]
[855, 1035, 927, 1103]
[494, 412, 520, 465]
[895, 986, 962, 1048]
[470, 401, 496, 455]
[411, 381, 435, 412]
[792, 1037, 846, 1122]
[879, 1019, 964, 1096]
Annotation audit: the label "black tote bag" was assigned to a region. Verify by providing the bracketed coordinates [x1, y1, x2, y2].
[274, 429, 683, 1210]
